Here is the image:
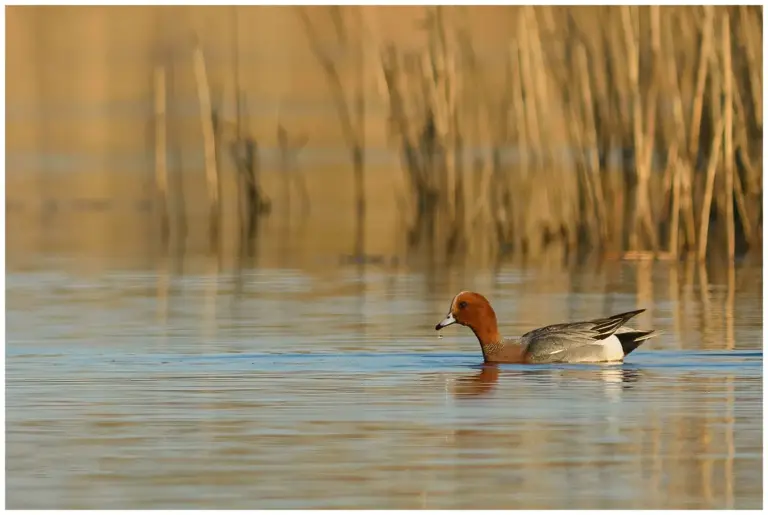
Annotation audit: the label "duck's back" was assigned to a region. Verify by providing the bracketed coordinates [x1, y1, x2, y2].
[520, 310, 647, 364]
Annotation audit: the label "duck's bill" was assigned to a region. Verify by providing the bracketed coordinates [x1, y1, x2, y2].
[435, 313, 457, 330]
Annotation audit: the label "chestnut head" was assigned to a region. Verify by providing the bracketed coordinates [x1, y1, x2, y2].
[435, 291, 498, 333]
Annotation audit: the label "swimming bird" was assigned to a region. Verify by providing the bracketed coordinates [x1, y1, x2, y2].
[435, 291, 657, 364]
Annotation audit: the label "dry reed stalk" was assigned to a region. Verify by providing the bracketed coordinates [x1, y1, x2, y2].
[678, 165, 697, 253]
[471, 156, 494, 249]
[621, 6, 651, 251]
[488, 51, 507, 250]
[276, 125, 309, 223]
[352, 7, 367, 258]
[733, 98, 761, 248]
[688, 6, 715, 161]
[378, 6, 761, 262]
[661, 13, 696, 251]
[524, 9, 552, 219]
[456, 38, 479, 197]
[731, 165, 753, 245]
[379, 48, 411, 218]
[510, 39, 536, 253]
[575, 43, 608, 242]
[431, 9, 459, 234]
[518, 15, 550, 257]
[467, 162, 492, 262]
[527, 8, 551, 143]
[669, 154, 681, 257]
[167, 65, 188, 246]
[697, 117, 725, 260]
[468, 134, 494, 254]
[594, 23, 624, 249]
[722, 13, 735, 261]
[738, 6, 762, 129]
[530, 8, 578, 252]
[731, 83, 760, 196]
[507, 41, 529, 252]
[609, 10, 632, 133]
[640, 5, 661, 249]
[300, 6, 366, 256]
[707, 36, 723, 175]
[518, 16, 542, 162]
[154, 65, 169, 242]
[586, 19, 613, 163]
[419, 53, 442, 244]
[234, 136, 268, 246]
[424, 53, 453, 247]
[564, 88, 596, 244]
[458, 34, 494, 255]
[277, 126, 292, 222]
[661, 138, 680, 241]
[192, 38, 220, 245]
[230, 7, 242, 236]
[381, 47, 432, 250]
[659, 145, 675, 222]
[657, 20, 681, 192]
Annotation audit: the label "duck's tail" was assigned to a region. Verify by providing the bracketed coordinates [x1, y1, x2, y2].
[615, 327, 659, 356]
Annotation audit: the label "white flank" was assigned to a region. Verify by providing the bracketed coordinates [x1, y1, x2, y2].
[599, 334, 625, 362]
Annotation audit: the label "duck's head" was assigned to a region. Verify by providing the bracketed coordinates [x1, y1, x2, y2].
[435, 291, 498, 334]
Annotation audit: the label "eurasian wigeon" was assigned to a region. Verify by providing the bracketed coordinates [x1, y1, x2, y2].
[435, 291, 657, 364]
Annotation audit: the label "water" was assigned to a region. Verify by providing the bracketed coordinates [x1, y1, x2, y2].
[6, 253, 763, 509]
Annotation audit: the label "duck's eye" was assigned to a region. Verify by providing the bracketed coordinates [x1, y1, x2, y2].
[458, 301, 468, 310]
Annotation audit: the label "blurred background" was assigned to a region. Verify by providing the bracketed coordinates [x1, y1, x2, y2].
[6, 5, 763, 510]
[7, 5, 762, 265]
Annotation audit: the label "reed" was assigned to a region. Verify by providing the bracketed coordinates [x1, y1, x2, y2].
[380, 7, 461, 256]
[21, 6, 757, 264]
[192, 35, 221, 248]
[231, 132, 270, 245]
[153, 65, 169, 243]
[276, 123, 309, 222]
[375, 6, 761, 264]
[227, 88, 271, 251]
[299, 6, 367, 258]
[722, 14, 735, 262]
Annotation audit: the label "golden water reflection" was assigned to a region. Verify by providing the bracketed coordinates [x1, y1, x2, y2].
[6, 224, 762, 509]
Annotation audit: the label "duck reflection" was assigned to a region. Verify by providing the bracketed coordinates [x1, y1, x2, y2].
[451, 365, 500, 397]
[451, 364, 642, 398]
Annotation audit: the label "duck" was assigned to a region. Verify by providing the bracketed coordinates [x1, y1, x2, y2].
[435, 291, 657, 364]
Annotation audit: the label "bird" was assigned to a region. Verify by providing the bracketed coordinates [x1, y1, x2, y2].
[435, 291, 657, 364]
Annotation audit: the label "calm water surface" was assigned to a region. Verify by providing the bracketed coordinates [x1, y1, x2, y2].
[6, 253, 763, 509]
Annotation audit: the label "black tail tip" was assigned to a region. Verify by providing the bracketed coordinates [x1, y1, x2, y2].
[619, 329, 657, 356]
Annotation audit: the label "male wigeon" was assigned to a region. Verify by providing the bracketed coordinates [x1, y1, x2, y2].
[435, 291, 657, 364]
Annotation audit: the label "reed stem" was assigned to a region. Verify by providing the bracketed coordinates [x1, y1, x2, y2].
[722, 13, 735, 261]
[153, 65, 169, 242]
[697, 117, 725, 260]
[192, 37, 220, 246]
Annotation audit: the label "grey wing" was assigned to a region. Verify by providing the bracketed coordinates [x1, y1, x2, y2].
[521, 310, 645, 363]
[522, 324, 608, 363]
